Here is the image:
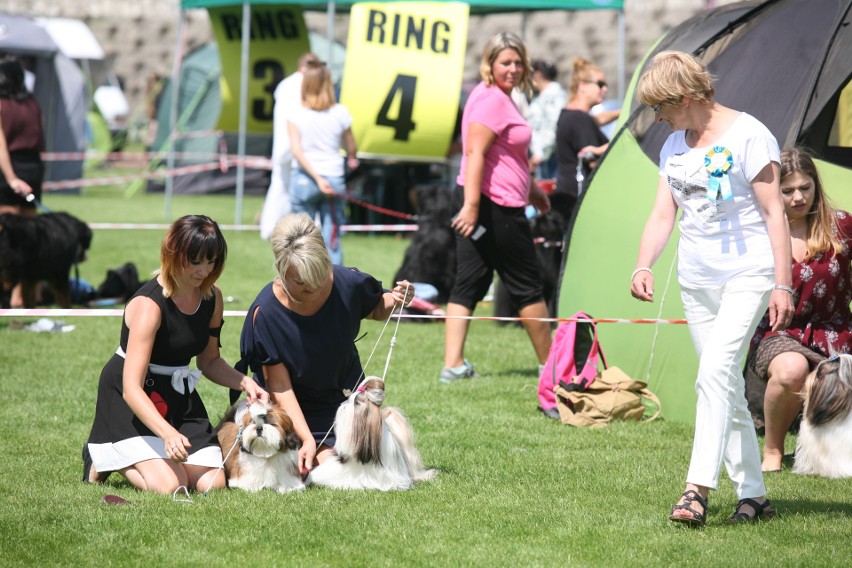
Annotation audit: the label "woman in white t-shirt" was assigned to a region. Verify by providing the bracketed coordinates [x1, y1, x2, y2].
[630, 51, 794, 526]
[288, 64, 358, 265]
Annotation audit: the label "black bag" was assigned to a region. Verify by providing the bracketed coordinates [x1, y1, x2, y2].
[96, 262, 141, 302]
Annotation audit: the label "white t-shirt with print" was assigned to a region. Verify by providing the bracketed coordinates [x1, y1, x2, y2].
[288, 103, 352, 178]
[659, 112, 780, 288]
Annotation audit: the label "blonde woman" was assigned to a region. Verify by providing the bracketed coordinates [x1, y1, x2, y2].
[441, 31, 552, 383]
[631, 51, 793, 525]
[239, 214, 413, 476]
[287, 63, 358, 265]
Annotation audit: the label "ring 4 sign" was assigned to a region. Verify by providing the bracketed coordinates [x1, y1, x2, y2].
[340, 2, 469, 159]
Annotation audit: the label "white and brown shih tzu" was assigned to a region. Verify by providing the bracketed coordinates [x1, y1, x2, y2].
[308, 377, 436, 491]
[216, 400, 305, 493]
[793, 353, 852, 478]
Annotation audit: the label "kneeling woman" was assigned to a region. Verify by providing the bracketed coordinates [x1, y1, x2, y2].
[239, 213, 414, 476]
[83, 215, 268, 494]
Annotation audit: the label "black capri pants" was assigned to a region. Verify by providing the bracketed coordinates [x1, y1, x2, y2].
[448, 186, 544, 311]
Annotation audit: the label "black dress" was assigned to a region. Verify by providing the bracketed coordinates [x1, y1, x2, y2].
[239, 266, 383, 446]
[85, 279, 222, 473]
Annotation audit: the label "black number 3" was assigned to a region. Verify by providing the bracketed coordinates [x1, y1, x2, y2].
[376, 74, 417, 141]
[252, 59, 285, 122]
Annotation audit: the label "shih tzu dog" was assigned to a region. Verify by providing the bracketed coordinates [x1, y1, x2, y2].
[308, 377, 436, 491]
[793, 353, 852, 478]
[216, 400, 305, 493]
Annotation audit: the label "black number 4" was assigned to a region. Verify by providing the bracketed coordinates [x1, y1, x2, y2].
[376, 74, 417, 141]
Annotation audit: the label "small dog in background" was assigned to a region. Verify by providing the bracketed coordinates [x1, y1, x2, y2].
[308, 377, 436, 491]
[0, 212, 92, 308]
[793, 353, 852, 478]
[215, 400, 305, 493]
[393, 184, 456, 304]
[494, 210, 565, 322]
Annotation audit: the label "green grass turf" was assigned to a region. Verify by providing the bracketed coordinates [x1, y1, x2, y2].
[1, 188, 850, 567]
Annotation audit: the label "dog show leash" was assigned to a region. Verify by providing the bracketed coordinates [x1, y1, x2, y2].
[315, 283, 412, 450]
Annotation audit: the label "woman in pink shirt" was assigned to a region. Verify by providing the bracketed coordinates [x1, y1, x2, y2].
[440, 32, 552, 383]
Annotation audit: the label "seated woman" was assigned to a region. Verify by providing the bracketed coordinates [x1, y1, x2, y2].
[83, 215, 268, 494]
[748, 147, 852, 472]
[239, 213, 414, 476]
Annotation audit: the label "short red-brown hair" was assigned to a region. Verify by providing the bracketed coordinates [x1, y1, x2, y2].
[159, 215, 227, 299]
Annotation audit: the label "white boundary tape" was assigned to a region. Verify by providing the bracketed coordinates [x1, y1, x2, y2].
[0, 308, 687, 324]
[86, 223, 418, 232]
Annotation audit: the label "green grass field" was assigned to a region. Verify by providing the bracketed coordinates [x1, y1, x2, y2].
[1, 187, 851, 567]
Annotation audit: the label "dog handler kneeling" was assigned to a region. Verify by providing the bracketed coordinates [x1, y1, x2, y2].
[83, 216, 268, 494]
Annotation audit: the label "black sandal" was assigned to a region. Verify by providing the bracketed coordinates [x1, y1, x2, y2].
[669, 489, 708, 527]
[727, 497, 776, 524]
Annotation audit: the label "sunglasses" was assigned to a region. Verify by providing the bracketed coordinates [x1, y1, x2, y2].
[650, 103, 663, 116]
[584, 79, 607, 89]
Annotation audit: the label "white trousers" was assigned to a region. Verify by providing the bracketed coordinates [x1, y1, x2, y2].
[680, 273, 772, 498]
[259, 158, 293, 240]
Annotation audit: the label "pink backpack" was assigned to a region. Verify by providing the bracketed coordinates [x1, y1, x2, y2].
[538, 312, 607, 413]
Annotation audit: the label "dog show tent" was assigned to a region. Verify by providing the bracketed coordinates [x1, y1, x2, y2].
[558, 0, 852, 423]
[0, 13, 87, 187]
[171, 0, 625, 222]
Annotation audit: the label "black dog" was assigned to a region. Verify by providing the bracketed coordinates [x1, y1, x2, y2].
[0, 212, 92, 308]
[393, 183, 457, 303]
[494, 211, 566, 323]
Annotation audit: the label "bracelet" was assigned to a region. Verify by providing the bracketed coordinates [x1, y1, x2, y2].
[773, 284, 795, 295]
[631, 267, 652, 281]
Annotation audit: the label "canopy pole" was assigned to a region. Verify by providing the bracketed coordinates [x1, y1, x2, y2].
[326, 0, 336, 69]
[235, 1, 251, 225]
[520, 11, 528, 40]
[617, 10, 626, 103]
[165, 10, 186, 220]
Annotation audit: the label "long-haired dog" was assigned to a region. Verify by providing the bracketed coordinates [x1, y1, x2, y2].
[215, 400, 305, 493]
[793, 353, 852, 478]
[0, 212, 92, 308]
[308, 378, 436, 491]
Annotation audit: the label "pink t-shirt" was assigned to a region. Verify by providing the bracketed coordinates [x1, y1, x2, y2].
[456, 82, 532, 208]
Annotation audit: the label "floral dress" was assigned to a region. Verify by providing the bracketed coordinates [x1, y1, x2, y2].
[749, 210, 852, 378]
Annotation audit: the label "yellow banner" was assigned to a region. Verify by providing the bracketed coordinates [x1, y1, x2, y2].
[208, 5, 310, 133]
[340, 2, 469, 159]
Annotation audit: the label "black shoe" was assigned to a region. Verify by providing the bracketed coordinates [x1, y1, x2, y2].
[82, 444, 94, 483]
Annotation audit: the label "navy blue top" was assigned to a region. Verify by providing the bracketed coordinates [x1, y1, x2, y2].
[239, 265, 384, 440]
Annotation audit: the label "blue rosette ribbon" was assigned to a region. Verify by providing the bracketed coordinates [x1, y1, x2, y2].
[705, 146, 733, 201]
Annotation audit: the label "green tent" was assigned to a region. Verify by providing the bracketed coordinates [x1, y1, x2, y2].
[559, 0, 852, 423]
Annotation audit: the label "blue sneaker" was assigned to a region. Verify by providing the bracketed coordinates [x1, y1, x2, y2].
[439, 359, 479, 383]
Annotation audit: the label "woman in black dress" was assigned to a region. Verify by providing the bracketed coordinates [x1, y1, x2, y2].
[83, 215, 268, 494]
[239, 213, 414, 476]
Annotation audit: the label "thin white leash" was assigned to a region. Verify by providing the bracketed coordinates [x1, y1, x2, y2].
[174, 424, 244, 502]
[315, 284, 412, 449]
[644, 253, 677, 384]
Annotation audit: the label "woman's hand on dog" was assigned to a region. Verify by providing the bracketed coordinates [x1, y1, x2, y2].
[299, 438, 317, 477]
[240, 376, 269, 405]
[164, 431, 191, 462]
